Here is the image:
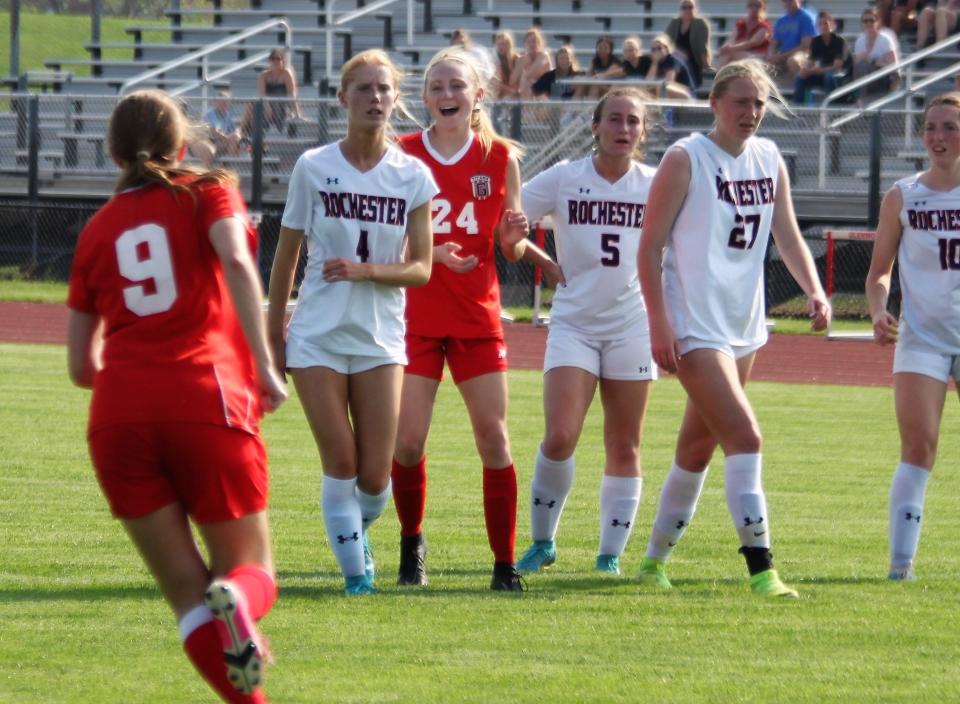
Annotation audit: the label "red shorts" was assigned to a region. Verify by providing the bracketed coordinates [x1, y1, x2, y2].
[405, 334, 508, 384]
[88, 423, 268, 523]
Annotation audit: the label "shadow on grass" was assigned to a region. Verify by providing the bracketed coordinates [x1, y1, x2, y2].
[0, 583, 157, 602]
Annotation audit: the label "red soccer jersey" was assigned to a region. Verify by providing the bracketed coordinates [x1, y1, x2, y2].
[398, 131, 508, 338]
[67, 179, 261, 435]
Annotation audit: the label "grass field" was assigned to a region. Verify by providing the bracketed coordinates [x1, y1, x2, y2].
[2, 342, 960, 703]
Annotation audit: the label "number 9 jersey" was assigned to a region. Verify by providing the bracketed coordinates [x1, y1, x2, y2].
[397, 131, 509, 338]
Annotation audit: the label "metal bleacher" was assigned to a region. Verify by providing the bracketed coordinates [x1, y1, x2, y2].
[2, 0, 959, 222]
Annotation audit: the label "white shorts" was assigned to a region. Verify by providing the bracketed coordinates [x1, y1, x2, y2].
[677, 336, 766, 361]
[893, 323, 960, 383]
[544, 327, 657, 381]
[286, 337, 403, 375]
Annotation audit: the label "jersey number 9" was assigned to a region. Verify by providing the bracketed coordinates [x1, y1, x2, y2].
[115, 224, 178, 316]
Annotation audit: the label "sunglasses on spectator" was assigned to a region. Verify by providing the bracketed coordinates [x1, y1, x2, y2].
[680, 3, 694, 8]
[861, 16, 876, 23]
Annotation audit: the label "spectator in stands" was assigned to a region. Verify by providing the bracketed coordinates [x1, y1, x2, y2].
[917, 0, 960, 48]
[767, 0, 817, 81]
[853, 8, 899, 99]
[665, 0, 712, 89]
[512, 27, 553, 101]
[492, 30, 521, 98]
[619, 36, 653, 79]
[451, 27, 497, 84]
[878, 0, 929, 37]
[204, 90, 243, 159]
[586, 35, 623, 97]
[646, 34, 695, 100]
[718, 0, 772, 67]
[251, 48, 302, 135]
[531, 44, 584, 99]
[792, 11, 847, 104]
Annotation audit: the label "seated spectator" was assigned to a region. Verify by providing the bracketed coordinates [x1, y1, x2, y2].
[646, 34, 694, 100]
[793, 11, 847, 104]
[718, 0, 772, 67]
[531, 44, 584, 99]
[244, 48, 302, 137]
[512, 27, 553, 100]
[451, 27, 497, 83]
[767, 0, 817, 81]
[853, 8, 899, 98]
[586, 35, 622, 97]
[204, 89, 243, 157]
[620, 36, 652, 79]
[492, 30, 521, 98]
[917, 0, 960, 48]
[665, 0, 711, 88]
[878, 0, 931, 37]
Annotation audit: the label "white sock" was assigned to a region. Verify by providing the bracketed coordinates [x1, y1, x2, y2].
[356, 482, 391, 532]
[529, 446, 575, 542]
[177, 604, 213, 642]
[321, 475, 365, 578]
[646, 462, 708, 561]
[889, 461, 931, 568]
[598, 475, 642, 557]
[724, 453, 770, 549]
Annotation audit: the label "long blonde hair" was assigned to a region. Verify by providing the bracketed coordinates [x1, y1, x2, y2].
[710, 57, 791, 119]
[108, 90, 234, 195]
[423, 47, 525, 160]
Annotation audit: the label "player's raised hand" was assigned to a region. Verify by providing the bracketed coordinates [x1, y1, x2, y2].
[498, 208, 530, 249]
[435, 241, 479, 273]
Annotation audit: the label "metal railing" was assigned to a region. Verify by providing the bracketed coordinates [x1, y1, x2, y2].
[324, 0, 416, 86]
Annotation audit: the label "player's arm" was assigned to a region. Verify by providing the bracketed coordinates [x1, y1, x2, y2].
[638, 146, 688, 373]
[67, 310, 102, 389]
[770, 156, 831, 331]
[324, 201, 433, 287]
[866, 186, 904, 346]
[266, 225, 304, 377]
[211, 217, 287, 411]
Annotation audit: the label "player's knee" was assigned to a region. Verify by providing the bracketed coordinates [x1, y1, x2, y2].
[722, 425, 762, 456]
[394, 436, 426, 467]
[542, 426, 579, 460]
[474, 422, 511, 465]
[604, 437, 639, 468]
[902, 435, 938, 469]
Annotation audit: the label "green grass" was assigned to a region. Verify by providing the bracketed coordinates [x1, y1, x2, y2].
[2, 342, 960, 702]
[0, 274, 67, 303]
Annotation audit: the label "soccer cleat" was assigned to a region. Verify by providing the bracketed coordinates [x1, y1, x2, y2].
[344, 574, 376, 596]
[204, 579, 265, 695]
[362, 530, 375, 580]
[397, 533, 428, 586]
[595, 554, 621, 575]
[491, 562, 527, 592]
[637, 557, 672, 588]
[888, 564, 917, 581]
[514, 540, 557, 573]
[749, 569, 799, 598]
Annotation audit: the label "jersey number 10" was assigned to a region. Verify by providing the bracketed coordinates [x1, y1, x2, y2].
[938, 238, 960, 271]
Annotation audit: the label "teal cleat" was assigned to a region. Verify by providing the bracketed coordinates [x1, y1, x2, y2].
[515, 540, 557, 573]
[362, 531, 375, 580]
[749, 569, 798, 598]
[637, 557, 672, 588]
[595, 554, 621, 575]
[344, 574, 376, 596]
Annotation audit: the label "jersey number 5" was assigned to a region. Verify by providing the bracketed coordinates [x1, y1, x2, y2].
[432, 198, 479, 235]
[600, 233, 620, 267]
[115, 224, 178, 316]
[728, 213, 761, 250]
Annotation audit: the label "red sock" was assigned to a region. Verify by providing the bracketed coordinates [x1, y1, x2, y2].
[392, 456, 427, 537]
[483, 464, 517, 564]
[225, 564, 277, 622]
[183, 621, 268, 703]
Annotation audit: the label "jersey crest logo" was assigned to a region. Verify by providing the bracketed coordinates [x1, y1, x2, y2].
[471, 174, 492, 200]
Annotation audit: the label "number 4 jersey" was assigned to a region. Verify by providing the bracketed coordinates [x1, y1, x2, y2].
[522, 155, 655, 338]
[661, 133, 780, 347]
[397, 131, 509, 339]
[281, 142, 438, 359]
[67, 180, 263, 434]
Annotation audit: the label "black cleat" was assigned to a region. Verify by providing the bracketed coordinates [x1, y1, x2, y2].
[397, 533, 428, 586]
[490, 562, 526, 592]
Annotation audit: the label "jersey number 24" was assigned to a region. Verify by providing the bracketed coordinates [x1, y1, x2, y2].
[432, 198, 479, 236]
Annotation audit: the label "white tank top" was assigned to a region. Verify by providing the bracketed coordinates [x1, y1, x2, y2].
[661, 133, 780, 346]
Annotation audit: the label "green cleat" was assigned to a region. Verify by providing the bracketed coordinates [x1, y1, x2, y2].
[749, 569, 798, 598]
[637, 557, 672, 588]
[515, 540, 557, 573]
[595, 554, 621, 575]
[362, 531, 375, 580]
[344, 574, 376, 596]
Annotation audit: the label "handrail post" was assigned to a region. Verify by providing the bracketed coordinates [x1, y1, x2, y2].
[903, 65, 913, 150]
[326, 0, 335, 89]
[868, 111, 882, 229]
[407, 0, 414, 46]
[817, 106, 827, 189]
[251, 100, 265, 213]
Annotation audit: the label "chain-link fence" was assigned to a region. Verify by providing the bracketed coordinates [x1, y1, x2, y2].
[0, 91, 919, 317]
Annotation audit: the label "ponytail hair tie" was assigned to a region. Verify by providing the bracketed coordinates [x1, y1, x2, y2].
[136, 150, 150, 161]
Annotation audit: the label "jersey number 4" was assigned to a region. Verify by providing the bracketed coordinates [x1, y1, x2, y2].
[115, 224, 178, 316]
[432, 198, 479, 235]
[728, 213, 761, 250]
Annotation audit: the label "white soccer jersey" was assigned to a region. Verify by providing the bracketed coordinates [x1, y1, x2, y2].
[281, 142, 438, 359]
[896, 174, 960, 354]
[522, 156, 655, 338]
[661, 133, 781, 346]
